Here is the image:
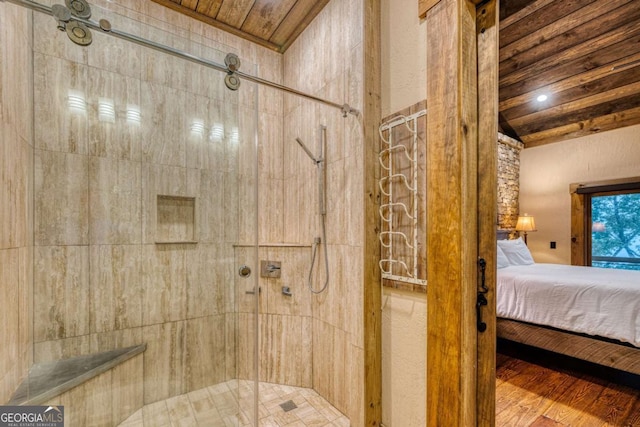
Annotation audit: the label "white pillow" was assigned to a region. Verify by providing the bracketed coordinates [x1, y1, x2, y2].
[496, 245, 510, 269]
[497, 237, 535, 265]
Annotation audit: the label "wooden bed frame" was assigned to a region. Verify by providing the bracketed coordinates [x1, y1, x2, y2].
[497, 318, 640, 376]
[496, 230, 640, 376]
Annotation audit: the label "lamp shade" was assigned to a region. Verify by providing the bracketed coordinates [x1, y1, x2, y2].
[515, 214, 536, 232]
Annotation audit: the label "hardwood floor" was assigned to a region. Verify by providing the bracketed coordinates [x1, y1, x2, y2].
[496, 346, 640, 427]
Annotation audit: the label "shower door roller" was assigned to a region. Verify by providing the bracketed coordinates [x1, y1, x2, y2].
[66, 21, 92, 46]
[65, 0, 92, 19]
[225, 74, 241, 91]
[238, 265, 251, 278]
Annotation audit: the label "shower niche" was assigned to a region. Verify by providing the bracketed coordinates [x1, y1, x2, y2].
[155, 195, 197, 244]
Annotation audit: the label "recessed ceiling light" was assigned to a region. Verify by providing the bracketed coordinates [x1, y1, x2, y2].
[536, 94, 548, 102]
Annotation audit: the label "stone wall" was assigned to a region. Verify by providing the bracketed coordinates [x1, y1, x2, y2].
[497, 133, 523, 232]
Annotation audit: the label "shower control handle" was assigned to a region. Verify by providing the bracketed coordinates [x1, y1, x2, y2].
[260, 260, 281, 278]
[266, 264, 280, 272]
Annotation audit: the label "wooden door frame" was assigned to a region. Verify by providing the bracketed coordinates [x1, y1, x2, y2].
[424, 0, 498, 425]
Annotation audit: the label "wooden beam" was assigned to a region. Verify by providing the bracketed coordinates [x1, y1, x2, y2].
[363, 0, 382, 426]
[522, 106, 640, 148]
[507, 80, 640, 129]
[420, 0, 485, 19]
[497, 319, 640, 375]
[502, 65, 640, 121]
[476, 1, 498, 426]
[499, 52, 640, 112]
[425, 0, 478, 425]
[419, 0, 441, 19]
[515, 93, 640, 138]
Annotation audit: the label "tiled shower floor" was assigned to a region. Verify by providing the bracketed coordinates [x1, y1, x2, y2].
[118, 380, 350, 427]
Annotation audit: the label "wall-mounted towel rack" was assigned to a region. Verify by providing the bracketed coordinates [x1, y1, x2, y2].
[378, 110, 427, 286]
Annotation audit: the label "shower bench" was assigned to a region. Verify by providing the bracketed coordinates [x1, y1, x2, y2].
[9, 344, 146, 405]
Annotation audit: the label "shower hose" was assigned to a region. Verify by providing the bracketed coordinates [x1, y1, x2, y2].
[307, 214, 329, 294]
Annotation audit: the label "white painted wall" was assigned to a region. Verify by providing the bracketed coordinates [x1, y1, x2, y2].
[520, 124, 640, 264]
[381, 0, 428, 426]
[381, 0, 427, 117]
[381, 289, 427, 426]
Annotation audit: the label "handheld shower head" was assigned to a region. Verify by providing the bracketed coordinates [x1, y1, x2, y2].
[295, 137, 318, 163]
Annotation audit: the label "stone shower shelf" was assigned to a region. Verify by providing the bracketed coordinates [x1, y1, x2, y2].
[9, 344, 146, 406]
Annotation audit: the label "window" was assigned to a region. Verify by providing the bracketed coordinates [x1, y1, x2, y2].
[590, 190, 640, 270]
[571, 178, 640, 270]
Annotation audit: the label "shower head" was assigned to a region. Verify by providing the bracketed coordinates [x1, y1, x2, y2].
[295, 137, 318, 163]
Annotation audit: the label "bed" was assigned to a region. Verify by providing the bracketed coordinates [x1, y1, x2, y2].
[495, 237, 640, 375]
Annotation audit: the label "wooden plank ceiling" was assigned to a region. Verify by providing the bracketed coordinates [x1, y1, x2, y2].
[499, 0, 640, 147]
[150, 0, 329, 53]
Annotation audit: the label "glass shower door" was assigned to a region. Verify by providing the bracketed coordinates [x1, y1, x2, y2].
[26, 1, 260, 425]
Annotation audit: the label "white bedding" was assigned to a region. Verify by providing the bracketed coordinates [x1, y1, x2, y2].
[497, 263, 640, 348]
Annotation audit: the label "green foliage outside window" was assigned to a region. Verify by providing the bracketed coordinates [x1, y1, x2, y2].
[591, 192, 640, 271]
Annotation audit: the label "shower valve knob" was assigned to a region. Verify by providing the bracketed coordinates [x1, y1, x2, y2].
[238, 265, 251, 278]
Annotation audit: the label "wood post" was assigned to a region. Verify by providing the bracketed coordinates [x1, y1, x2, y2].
[570, 185, 587, 266]
[476, 1, 499, 426]
[425, 0, 497, 425]
[364, 0, 382, 425]
[426, 0, 478, 425]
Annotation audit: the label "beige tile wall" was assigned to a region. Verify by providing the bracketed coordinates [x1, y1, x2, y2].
[29, 0, 274, 409]
[282, 0, 366, 423]
[0, 2, 33, 404]
[236, 245, 315, 388]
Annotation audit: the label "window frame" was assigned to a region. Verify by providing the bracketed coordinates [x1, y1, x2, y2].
[570, 177, 640, 266]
